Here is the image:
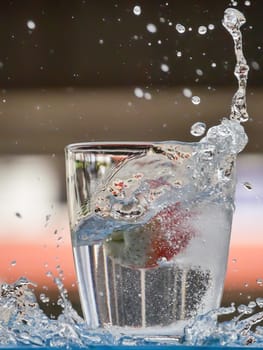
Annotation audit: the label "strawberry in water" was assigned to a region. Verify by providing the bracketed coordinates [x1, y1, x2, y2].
[105, 203, 195, 269]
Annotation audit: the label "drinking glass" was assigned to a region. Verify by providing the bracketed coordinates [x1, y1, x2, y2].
[65, 141, 236, 339]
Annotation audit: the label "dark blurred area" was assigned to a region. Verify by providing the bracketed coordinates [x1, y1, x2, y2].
[0, 0, 262, 154]
[0, 0, 262, 88]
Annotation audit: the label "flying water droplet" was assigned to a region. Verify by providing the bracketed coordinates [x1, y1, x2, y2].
[196, 69, 203, 76]
[160, 63, 169, 72]
[40, 293, 50, 303]
[251, 61, 260, 70]
[198, 26, 207, 35]
[190, 122, 206, 137]
[208, 24, 215, 30]
[27, 20, 36, 30]
[146, 23, 157, 33]
[176, 23, 185, 33]
[183, 88, 192, 98]
[191, 96, 201, 105]
[144, 92, 152, 100]
[133, 5, 141, 16]
[237, 304, 253, 314]
[248, 301, 257, 310]
[10, 260, 16, 267]
[256, 297, 263, 307]
[257, 278, 263, 286]
[134, 87, 144, 98]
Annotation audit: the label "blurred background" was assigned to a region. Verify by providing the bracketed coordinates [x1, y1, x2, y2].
[0, 0, 263, 317]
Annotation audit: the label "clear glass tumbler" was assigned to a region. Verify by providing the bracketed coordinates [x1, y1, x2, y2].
[65, 141, 236, 339]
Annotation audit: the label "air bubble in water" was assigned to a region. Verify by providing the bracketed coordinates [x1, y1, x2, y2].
[146, 23, 157, 33]
[176, 23, 185, 33]
[183, 88, 192, 98]
[160, 63, 169, 72]
[191, 96, 201, 105]
[198, 26, 207, 35]
[157, 257, 168, 265]
[133, 5, 141, 16]
[27, 20, 36, 30]
[190, 122, 206, 137]
[134, 87, 144, 98]
[243, 182, 252, 190]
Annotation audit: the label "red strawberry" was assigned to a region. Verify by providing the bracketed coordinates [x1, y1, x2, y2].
[145, 203, 194, 267]
[105, 203, 195, 269]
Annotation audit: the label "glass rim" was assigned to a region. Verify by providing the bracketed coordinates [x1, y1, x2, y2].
[65, 140, 211, 153]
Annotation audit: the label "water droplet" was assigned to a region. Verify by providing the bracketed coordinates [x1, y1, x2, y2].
[243, 182, 252, 190]
[190, 122, 206, 137]
[176, 51, 182, 57]
[133, 5, 141, 16]
[40, 293, 50, 303]
[256, 297, 263, 307]
[182, 88, 192, 98]
[198, 25, 207, 35]
[99, 39, 104, 44]
[176, 23, 185, 34]
[2, 98, 6, 103]
[10, 260, 16, 267]
[248, 301, 257, 309]
[134, 87, 144, 98]
[196, 69, 203, 76]
[208, 24, 215, 30]
[27, 20, 36, 30]
[191, 96, 201, 105]
[244, 282, 249, 288]
[144, 92, 152, 100]
[237, 304, 252, 314]
[244, 0, 251, 5]
[159, 17, 165, 23]
[251, 61, 260, 70]
[257, 278, 263, 286]
[211, 62, 217, 68]
[146, 23, 157, 33]
[232, 258, 237, 263]
[160, 63, 169, 72]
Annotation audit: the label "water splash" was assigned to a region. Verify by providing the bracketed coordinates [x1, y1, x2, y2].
[222, 8, 249, 122]
[3, 278, 263, 347]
